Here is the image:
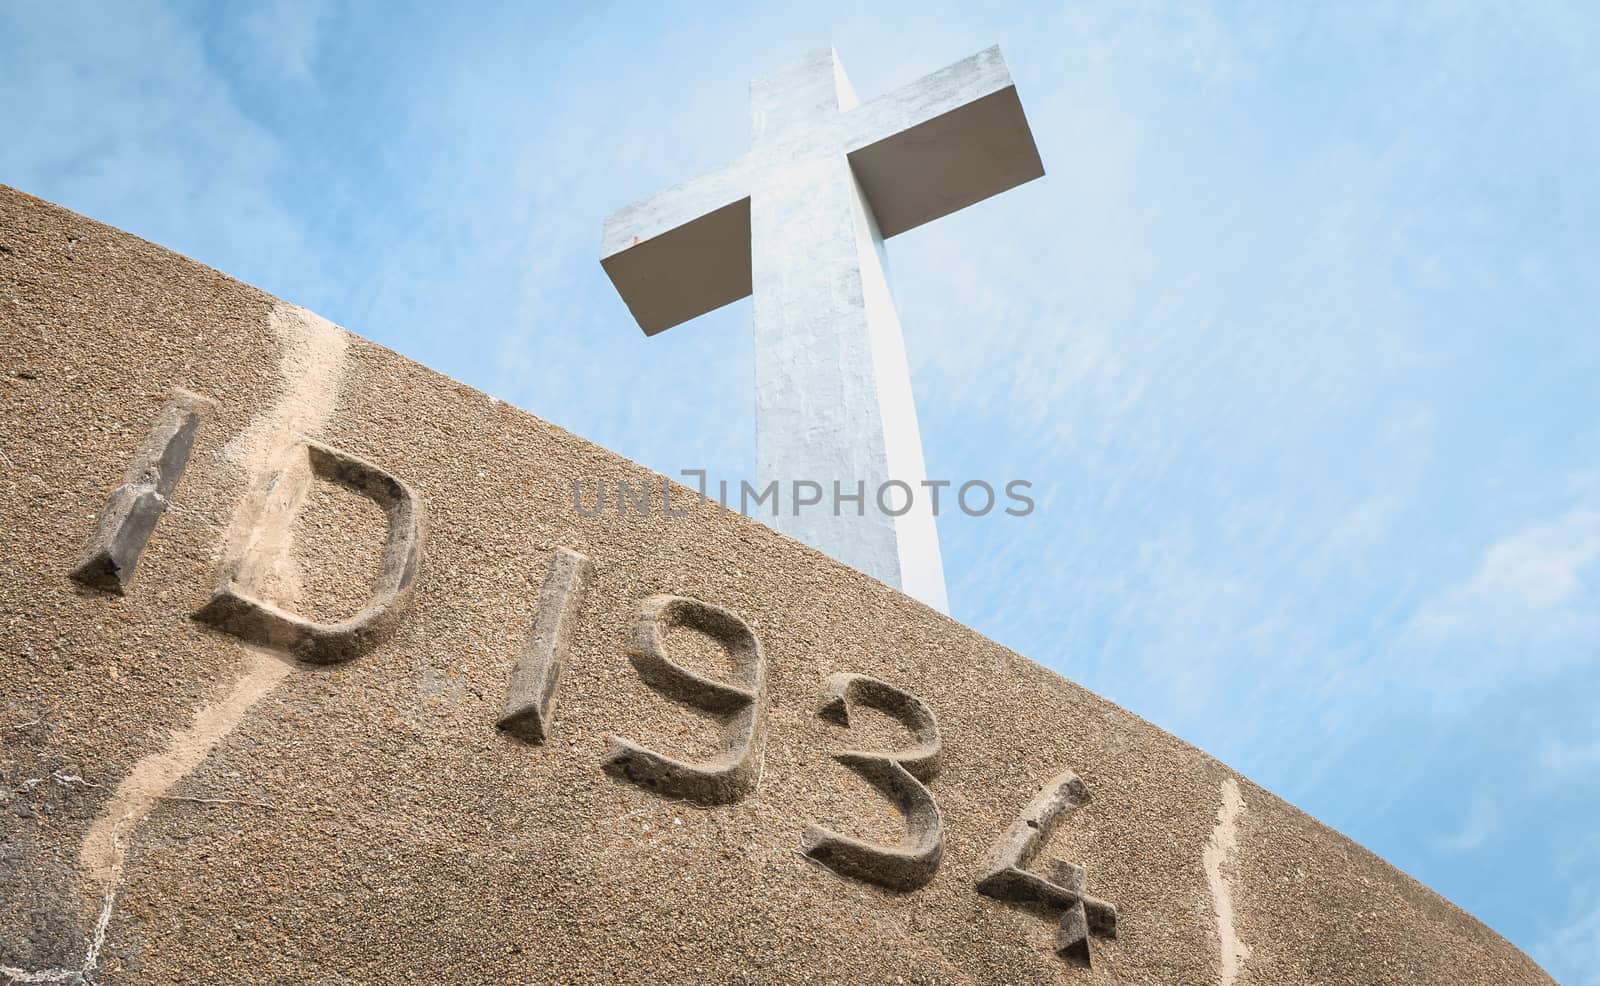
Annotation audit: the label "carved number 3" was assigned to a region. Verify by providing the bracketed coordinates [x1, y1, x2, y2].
[801, 673, 944, 892]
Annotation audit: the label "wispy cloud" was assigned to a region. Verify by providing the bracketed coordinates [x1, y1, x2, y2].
[1402, 501, 1600, 684]
[0, 3, 315, 295]
[1415, 507, 1600, 626]
[1537, 732, 1600, 779]
[232, 0, 336, 85]
[1429, 796, 1499, 855]
[1533, 894, 1600, 986]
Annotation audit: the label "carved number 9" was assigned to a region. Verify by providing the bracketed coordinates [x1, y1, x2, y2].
[603, 595, 767, 806]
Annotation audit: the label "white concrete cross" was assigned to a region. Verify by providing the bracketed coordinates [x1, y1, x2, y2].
[600, 46, 1044, 614]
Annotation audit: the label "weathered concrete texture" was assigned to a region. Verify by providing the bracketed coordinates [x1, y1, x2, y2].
[0, 186, 1554, 984]
[800, 672, 946, 891]
[800, 752, 945, 892]
[817, 672, 942, 780]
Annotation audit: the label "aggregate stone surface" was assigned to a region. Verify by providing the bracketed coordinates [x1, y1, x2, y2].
[0, 185, 1554, 984]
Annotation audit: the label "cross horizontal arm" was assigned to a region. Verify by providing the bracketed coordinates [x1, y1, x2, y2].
[600, 161, 752, 335]
[842, 45, 1044, 238]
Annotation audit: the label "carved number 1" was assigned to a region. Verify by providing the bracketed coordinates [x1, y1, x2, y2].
[71, 389, 205, 593]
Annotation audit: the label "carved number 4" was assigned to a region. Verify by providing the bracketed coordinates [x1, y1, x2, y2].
[976, 770, 1119, 968]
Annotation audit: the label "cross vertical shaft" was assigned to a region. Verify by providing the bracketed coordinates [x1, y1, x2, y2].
[600, 45, 1044, 615]
[748, 50, 947, 611]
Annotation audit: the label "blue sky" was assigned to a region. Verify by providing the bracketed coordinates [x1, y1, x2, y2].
[4, 1, 1597, 979]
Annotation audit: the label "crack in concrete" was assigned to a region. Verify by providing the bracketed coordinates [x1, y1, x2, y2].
[11, 771, 99, 795]
[1, 824, 122, 985]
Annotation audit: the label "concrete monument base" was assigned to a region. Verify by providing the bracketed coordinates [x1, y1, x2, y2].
[0, 186, 1551, 984]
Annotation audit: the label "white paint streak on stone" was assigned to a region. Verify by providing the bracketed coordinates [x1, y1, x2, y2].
[61, 303, 349, 980]
[216, 302, 351, 600]
[1204, 777, 1251, 986]
[220, 302, 350, 474]
[77, 653, 292, 889]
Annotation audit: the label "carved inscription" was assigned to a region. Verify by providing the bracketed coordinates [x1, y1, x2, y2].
[976, 770, 1118, 967]
[801, 673, 944, 891]
[63, 400, 1135, 940]
[603, 595, 766, 805]
[497, 547, 591, 743]
[193, 439, 424, 664]
[70, 390, 207, 593]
